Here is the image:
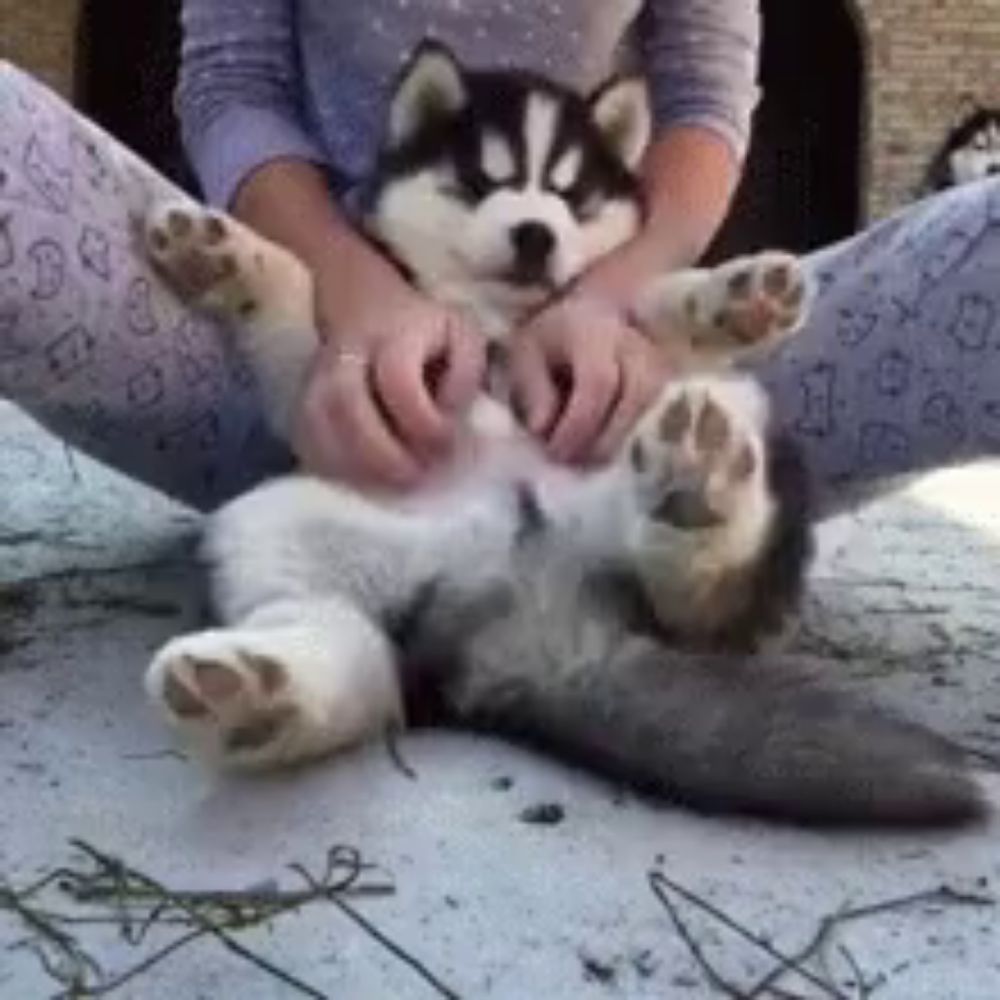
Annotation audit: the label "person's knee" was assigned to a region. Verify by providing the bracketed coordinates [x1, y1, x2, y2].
[0, 60, 28, 86]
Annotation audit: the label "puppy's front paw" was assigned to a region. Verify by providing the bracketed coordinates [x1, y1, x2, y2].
[690, 251, 810, 350]
[145, 202, 260, 318]
[632, 251, 811, 364]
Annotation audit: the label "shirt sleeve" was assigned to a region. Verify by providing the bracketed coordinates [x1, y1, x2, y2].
[636, 0, 762, 162]
[175, 0, 328, 207]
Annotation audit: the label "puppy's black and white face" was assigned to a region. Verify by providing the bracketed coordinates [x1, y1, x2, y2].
[946, 110, 1000, 185]
[366, 42, 650, 325]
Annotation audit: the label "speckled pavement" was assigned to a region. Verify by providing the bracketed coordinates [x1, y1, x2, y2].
[3, 400, 1000, 1000]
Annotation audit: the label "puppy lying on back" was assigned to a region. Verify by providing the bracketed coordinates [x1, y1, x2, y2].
[142, 42, 984, 827]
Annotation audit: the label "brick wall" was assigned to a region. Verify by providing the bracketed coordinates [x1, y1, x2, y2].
[0, 0, 81, 97]
[859, 0, 1000, 219]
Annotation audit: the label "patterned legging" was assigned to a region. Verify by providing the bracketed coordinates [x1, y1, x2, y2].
[3, 62, 1000, 513]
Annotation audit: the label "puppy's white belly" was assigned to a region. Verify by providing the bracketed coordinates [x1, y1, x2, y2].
[208, 392, 633, 625]
[398, 396, 633, 557]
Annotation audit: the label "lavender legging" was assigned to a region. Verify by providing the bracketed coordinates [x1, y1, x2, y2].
[3, 63, 1000, 512]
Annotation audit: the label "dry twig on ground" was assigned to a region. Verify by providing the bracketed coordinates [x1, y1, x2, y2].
[1, 838, 461, 999]
[649, 868, 994, 1000]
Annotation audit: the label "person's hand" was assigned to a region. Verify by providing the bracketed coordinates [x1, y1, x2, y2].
[509, 296, 670, 465]
[292, 271, 485, 489]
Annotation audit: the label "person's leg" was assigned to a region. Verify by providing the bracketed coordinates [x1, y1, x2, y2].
[0, 63, 292, 510]
[756, 177, 1000, 516]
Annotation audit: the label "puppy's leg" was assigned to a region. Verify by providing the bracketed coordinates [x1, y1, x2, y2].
[626, 374, 811, 647]
[632, 252, 810, 365]
[144, 202, 317, 439]
[146, 596, 402, 769]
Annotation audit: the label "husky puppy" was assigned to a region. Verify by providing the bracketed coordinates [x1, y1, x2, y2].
[142, 43, 983, 826]
[925, 107, 1000, 192]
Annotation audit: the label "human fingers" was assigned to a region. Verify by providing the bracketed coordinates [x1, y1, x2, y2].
[588, 340, 668, 463]
[546, 344, 621, 463]
[371, 328, 455, 457]
[298, 349, 423, 487]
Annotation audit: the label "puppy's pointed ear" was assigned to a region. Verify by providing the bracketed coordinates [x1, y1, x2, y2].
[589, 77, 652, 170]
[388, 41, 468, 149]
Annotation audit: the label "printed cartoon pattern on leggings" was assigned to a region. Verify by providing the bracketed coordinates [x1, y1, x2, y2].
[0, 65, 287, 509]
[757, 178, 1000, 506]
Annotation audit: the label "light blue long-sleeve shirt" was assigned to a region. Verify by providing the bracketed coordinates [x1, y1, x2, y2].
[176, 1, 761, 208]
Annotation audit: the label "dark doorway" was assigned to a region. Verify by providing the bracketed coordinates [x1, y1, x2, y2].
[708, 0, 866, 260]
[75, 0, 190, 188]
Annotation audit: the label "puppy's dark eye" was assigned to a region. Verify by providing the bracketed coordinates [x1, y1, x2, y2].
[439, 162, 500, 205]
[564, 186, 606, 221]
[469, 169, 502, 198]
[438, 180, 471, 202]
[439, 174, 489, 205]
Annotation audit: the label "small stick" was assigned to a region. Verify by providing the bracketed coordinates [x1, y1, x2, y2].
[384, 724, 419, 781]
[71, 840, 328, 999]
[746, 884, 994, 999]
[291, 862, 461, 999]
[649, 872, 847, 1000]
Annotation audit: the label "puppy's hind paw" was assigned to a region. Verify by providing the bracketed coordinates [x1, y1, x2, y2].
[146, 630, 308, 768]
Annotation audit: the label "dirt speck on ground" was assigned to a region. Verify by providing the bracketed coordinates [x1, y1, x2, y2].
[518, 802, 565, 826]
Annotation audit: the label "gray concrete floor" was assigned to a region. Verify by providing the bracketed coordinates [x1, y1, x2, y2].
[3, 399, 1000, 999]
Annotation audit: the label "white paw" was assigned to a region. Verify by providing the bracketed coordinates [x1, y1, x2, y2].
[146, 630, 311, 767]
[145, 202, 260, 318]
[627, 377, 779, 640]
[630, 376, 770, 533]
[689, 251, 810, 349]
[146, 621, 400, 769]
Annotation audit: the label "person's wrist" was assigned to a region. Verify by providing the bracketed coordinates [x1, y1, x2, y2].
[568, 229, 681, 312]
[551, 286, 643, 342]
[315, 258, 418, 346]
[560, 287, 627, 319]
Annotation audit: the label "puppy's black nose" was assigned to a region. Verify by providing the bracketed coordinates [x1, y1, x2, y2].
[988, 163, 1000, 176]
[511, 221, 555, 270]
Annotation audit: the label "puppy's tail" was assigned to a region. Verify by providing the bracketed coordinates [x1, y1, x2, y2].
[444, 636, 985, 828]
